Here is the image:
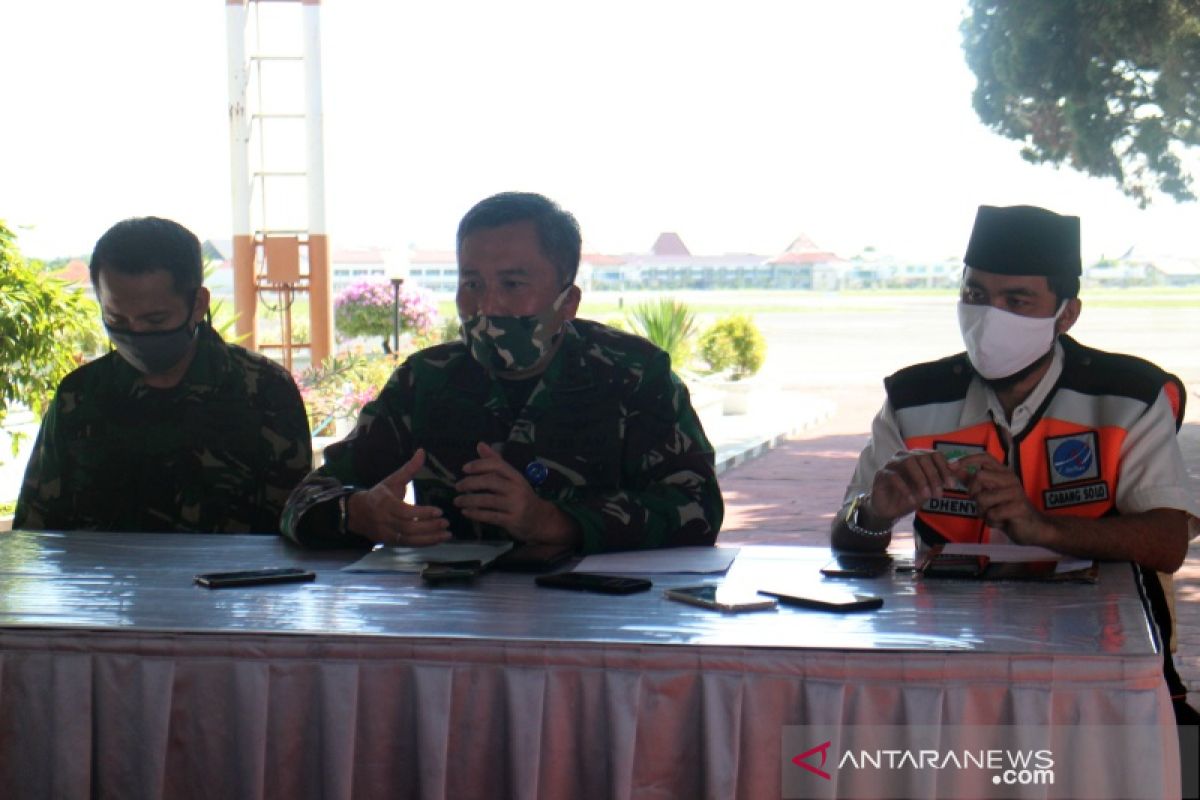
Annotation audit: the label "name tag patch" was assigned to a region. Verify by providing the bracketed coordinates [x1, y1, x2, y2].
[933, 441, 987, 461]
[1045, 431, 1101, 486]
[922, 496, 979, 517]
[933, 441, 988, 493]
[1043, 481, 1109, 509]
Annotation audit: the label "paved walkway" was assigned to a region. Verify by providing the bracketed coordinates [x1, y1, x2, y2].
[714, 386, 1200, 696]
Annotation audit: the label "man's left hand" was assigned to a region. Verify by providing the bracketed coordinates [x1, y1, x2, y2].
[455, 442, 580, 546]
[953, 453, 1056, 546]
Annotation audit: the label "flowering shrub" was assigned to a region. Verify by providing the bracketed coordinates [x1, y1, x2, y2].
[334, 281, 439, 346]
[294, 354, 398, 437]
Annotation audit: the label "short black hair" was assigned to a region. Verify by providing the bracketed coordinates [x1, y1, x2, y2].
[1047, 274, 1080, 303]
[89, 217, 203, 296]
[456, 192, 582, 285]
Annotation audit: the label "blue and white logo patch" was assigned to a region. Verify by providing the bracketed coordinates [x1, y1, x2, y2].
[1046, 432, 1100, 486]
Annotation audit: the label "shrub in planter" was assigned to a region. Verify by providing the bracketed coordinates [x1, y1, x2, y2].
[698, 315, 766, 381]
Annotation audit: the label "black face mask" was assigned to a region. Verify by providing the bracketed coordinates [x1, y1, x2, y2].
[104, 299, 200, 375]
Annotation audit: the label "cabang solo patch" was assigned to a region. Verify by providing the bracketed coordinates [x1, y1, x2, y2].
[1042, 431, 1108, 509]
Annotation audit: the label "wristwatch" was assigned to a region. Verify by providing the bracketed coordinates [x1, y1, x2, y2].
[844, 492, 892, 537]
[337, 488, 362, 537]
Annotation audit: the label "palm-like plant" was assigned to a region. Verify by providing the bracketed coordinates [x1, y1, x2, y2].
[625, 298, 696, 369]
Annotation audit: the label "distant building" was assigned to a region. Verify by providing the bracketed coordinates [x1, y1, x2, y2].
[407, 249, 457, 293]
[888, 258, 961, 289]
[844, 248, 897, 288]
[600, 232, 765, 290]
[766, 235, 845, 290]
[1086, 248, 1200, 287]
[1150, 257, 1200, 286]
[330, 247, 389, 293]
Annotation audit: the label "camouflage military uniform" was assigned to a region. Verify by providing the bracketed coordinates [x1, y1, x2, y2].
[15, 324, 312, 534]
[283, 319, 723, 552]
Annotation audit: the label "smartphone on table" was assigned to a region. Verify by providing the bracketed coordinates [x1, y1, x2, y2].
[663, 584, 777, 612]
[421, 560, 483, 584]
[920, 553, 989, 579]
[195, 567, 316, 589]
[759, 586, 883, 612]
[820, 553, 893, 578]
[535, 572, 652, 595]
[492, 543, 575, 573]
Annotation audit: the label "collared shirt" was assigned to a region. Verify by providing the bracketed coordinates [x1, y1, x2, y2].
[846, 341, 1199, 537]
[282, 319, 724, 552]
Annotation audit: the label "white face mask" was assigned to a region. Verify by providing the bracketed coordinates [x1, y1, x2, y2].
[957, 301, 1065, 380]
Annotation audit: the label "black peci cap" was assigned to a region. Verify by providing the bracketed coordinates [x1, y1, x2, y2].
[964, 205, 1081, 278]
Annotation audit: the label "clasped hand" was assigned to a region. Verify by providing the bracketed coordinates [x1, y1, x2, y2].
[454, 443, 577, 545]
[869, 449, 1054, 546]
[347, 444, 578, 547]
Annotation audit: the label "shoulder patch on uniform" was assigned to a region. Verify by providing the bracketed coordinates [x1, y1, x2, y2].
[884, 353, 974, 411]
[1057, 336, 1170, 408]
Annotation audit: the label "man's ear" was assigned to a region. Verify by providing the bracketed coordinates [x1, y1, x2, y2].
[192, 286, 212, 324]
[1056, 297, 1081, 336]
[560, 284, 582, 321]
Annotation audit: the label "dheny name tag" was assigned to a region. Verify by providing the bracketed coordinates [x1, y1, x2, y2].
[922, 495, 979, 518]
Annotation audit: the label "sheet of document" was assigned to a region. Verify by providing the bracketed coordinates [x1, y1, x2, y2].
[573, 546, 739, 575]
[940, 542, 1094, 573]
[343, 541, 513, 572]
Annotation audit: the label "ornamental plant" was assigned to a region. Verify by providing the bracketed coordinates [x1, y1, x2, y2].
[0, 220, 102, 451]
[625, 298, 697, 370]
[698, 314, 766, 381]
[294, 354, 398, 438]
[334, 280, 439, 353]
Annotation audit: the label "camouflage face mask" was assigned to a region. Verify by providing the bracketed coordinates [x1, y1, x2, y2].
[461, 288, 571, 374]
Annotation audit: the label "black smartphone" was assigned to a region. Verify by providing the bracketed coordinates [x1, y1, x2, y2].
[921, 553, 989, 579]
[535, 572, 652, 595]
[492, 543, 575, 573]
[421, 560, 483, 584]
[820, 553, 894, 578]
[759, 587, 884, 612]
[195, 567, 316, 589]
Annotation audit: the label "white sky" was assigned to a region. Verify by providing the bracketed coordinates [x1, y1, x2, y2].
[2, 0, 1198, 263]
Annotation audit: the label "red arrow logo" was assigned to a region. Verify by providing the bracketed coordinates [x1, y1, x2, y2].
[792, 740, 833, 780]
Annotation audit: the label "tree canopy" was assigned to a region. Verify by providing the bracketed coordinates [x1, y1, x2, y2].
[962, 0, 1200, 206]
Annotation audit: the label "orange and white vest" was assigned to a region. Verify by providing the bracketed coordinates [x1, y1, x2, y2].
[884, 336, 1185, 548]
[884, 335, 1189, 698]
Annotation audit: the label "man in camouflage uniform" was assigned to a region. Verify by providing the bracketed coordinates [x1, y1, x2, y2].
[283, 192, 722, 552]
[15, 217, 311, 534]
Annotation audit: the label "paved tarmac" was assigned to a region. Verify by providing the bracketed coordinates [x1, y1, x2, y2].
[714, 385, 1200, 697]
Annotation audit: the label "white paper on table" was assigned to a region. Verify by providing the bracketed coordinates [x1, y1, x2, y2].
[342, 541, 513, 572]
[940, 542, 1094, 572]
[573, 546, 739, 575]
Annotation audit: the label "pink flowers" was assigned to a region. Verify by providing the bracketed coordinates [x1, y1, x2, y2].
[334, 281, 439, 339]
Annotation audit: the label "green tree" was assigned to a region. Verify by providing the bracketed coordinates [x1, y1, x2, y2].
[0, 220, 98, 429]
[962, 0, 1200, 206]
